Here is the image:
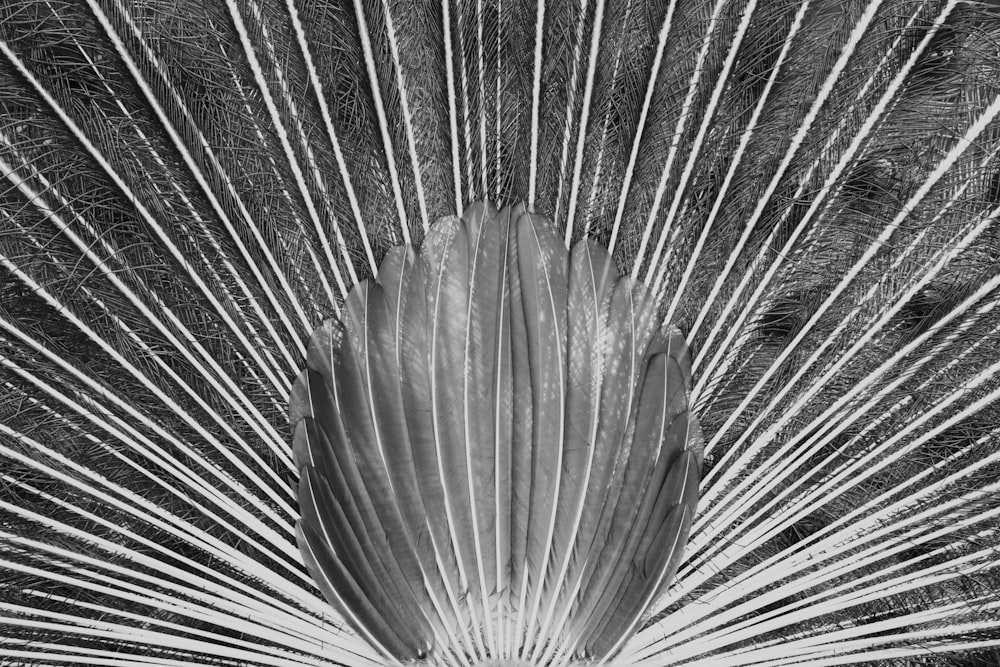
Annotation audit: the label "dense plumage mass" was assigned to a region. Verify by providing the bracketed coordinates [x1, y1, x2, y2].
[1, 0, 1000, 666]
[289, 203, 702, 664]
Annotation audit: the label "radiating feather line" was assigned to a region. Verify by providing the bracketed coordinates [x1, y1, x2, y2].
[667, 471, 1000, 663]
[282, 205, 701, 663]
[701, 171, 1000, 503]
[60, 4, 309, 357]
[673, 373, 1000, 642]
[579, 0, 643, 243]
[659, 0, 807, 332]
[0, 427, 299, 588]
[606, 352, 704, 656]
[563, 0, 605, 243]
[601, 502, 693, 665]
[374, 0, 431, 232]
[293, 329, 429, 660]
[308, 313, 475, 660]
[0, 349, 294, 555]
[702, 80, 1000, 460]
[221, 0, 352, 301]
[0, 533, 292, 641]
[350, 0, 412, 244]
[297, 521, 404, 663]
[606, 0, 679, 256]
[0, 501, 340, 654]
[716, 363, 1000, 569]
[691, 0, 956, 392]
[672, 618, 1000, 667]
[284, 0, 378, 275]
[3, 193, 289, 469]
[576, 356, 672, 650]
[695, 347, 990, 572]
[0, 607, 330, 667]
[4, 2, 1000, 666]
[444, 0, 464, 214]
[643, 0, 760, 294]
[300, 468, 423, 652]
[552, 0, 591, 241]
[5, 585, 340, 667]
[0, 39, 295, 401]
[474, 0, 489, 197]
[0, 195, 294, 497]
[505, 208, 534, 654]
[0, 560, 336, 664]
[686, 0, 889, 350]
[213, 56, 340, 323]
[668, 534, 998, 664]
[633, 356, 1000, 662]
[628, 0, 732, 285]
[0, 244, 296, 526]
[0, 611, 332, 667]
[711, 577, 1000, 667]
[635, 523, 999, 663]
[394, 274, 483, 664]
[493, 2, 505, 205]
[586, 375, 698, 659]
[298, 421, 424, 645]
[240, 0, 363, 287]
[644, 354, 991, 656]
[359, 289, 450, 648]
[528, 0, 546, 206]
[456, 1, 478, 201]
[699, 192, 998, 517]
[0, 382, 280, 557]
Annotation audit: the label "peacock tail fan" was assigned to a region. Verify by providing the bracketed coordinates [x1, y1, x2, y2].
[1, 0, 999, 666]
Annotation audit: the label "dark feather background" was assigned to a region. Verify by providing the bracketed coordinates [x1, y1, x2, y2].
[2, 0, 1000, 665]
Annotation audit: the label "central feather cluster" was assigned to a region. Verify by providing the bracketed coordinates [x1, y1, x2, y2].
[289, 202, 703, 665]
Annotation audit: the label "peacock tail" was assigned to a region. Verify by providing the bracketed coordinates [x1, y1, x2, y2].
[1, 0, 999, 666]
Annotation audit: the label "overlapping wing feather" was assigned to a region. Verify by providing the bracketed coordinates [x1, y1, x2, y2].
[288, 203, 703, 664]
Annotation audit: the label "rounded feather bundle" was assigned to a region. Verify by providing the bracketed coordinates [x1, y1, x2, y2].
[288, 202, 702, 665]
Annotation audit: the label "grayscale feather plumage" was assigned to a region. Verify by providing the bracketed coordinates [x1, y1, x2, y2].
[289, 204, 701, 663]
[2, 0, 1000, 666]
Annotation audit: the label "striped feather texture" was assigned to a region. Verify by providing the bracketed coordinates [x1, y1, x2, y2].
[288, 204, 701, 664]
[2, 0, 1000, 666]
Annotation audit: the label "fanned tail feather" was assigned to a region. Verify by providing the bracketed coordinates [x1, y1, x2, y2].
[2, 0, 1000, 666]
[289, 207, 702, 663]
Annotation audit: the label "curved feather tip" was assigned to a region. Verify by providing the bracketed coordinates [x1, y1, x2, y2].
[289, 202, 703, 666]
